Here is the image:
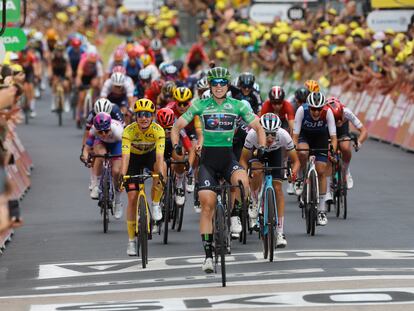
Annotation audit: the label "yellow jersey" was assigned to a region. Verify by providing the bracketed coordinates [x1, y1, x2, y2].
[122, 122, 165, 155]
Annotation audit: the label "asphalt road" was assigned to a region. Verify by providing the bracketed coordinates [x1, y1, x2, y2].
[0, 90, 414, 311]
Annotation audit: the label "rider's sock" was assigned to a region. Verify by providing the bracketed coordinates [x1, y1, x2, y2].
[326, 176, 332, 190]
[30, 99, 36, 111]
[187, 167, 193, 177]
[91, 174, 98, 187]
[176, 173, 185, 189]
[201, 234, 213, 258]
[127, 221, 136, 240]
[115, 191, 121, 204]
[343, 161, 350, 174]
[276, 216, 284, 234]
[319, 194, 327, 212]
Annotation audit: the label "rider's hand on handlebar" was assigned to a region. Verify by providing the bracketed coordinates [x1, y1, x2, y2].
[257, 146, 266, 161]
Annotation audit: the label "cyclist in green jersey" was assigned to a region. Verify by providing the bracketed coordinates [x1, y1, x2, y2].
[171, 67, 266, 273]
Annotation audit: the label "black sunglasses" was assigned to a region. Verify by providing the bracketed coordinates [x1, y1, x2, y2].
[98, 129, 110, 134]
[136, 111, 153, 118]
[310, 107, 323, 112]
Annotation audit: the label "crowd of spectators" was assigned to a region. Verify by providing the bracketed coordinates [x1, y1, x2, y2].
[195, 1, 414, 100]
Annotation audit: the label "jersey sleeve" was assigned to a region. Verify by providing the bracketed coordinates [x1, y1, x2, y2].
[121, 125, 133, 155]
[111, 121, 124, 141]
[155, 126, 166, 155]
[239, 100, 256, 124]
[326, 109, 337, 136]
[85, 111, 95, 130]
[100, 79, 111, 97]
[293, 106, 304, 135]
[344, 107, 363, 129]
[244, 129, 257, 150]
[259, 100, 272, 116]
[182, 99, 201, 123]
[279, 128, 295, 151]
[125, 78, 134, 97]
[284, 101, 295, 121]
[86, 127, 96, 147]
[193, 115, 202, 129]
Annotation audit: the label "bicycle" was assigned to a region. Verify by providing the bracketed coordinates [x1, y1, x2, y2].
[296, 148, 330, 236]
[248, 159, 289, 262]
[209, 180, 245, 287]
[123, 171, 162, 269]
[161, 157, 189, 244]
[329, 135, 359, 219]
[54, 78, 65, 127]
[70, 85, 79, 120]
[86, 153, 121, 233]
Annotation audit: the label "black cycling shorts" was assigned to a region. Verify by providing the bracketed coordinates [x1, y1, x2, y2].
[198, 147, 244, 190]
[298, 130, 329, 162]
[125, 150, 156, 192]
[336, 120, 350, 139]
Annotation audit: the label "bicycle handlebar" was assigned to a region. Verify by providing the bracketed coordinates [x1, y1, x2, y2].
[89, 153, 122, 159]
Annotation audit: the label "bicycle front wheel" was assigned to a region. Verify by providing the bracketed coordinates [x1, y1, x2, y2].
[238, 181, 248, 245]
[215, 204, 227, 287]
[266, 188, 276, 262]
[138, 196, 148, 269]
[309, 170, 318, 236]
[102, 175, 110, 233]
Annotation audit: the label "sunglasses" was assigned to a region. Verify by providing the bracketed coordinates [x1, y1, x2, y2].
[265, 131, 277, 137]
[310, 107, 323, 112]
[210, 79, 228, 87]
[136, 111, 153, 118]
[271, 101, 283, 106]
[177, 102, 190, 108]
[98, 129, 110, 134]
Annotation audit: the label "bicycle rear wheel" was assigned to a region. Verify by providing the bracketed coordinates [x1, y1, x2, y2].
[138, 196, 148, 269]
[163, 177, 172, 244]
[57, 89, 64, 127]
[238, 181, 248, 245]
[215, 203, 226, 287]
[176, 176, 185, 232]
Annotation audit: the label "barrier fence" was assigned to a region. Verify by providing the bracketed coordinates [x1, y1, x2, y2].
[0, 120, 33, 254]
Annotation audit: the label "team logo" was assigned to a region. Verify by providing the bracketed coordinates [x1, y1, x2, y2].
[207, 117, 219, 128]
[204, 180, 210, 186]
[224, 103, 232, 110]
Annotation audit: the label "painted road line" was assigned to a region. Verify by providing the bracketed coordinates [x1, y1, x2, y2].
[34, 268, 324, 291]
[3, 275, 414, 300]
[37, 249, 414, 280]
[29, 288, 414, 310]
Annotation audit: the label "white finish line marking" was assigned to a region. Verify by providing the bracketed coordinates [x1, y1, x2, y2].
[36, 249, 414, 280]
[28, 288, 414, 310]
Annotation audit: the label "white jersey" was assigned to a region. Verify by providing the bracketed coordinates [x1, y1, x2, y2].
[344, 107, 363, 129]
[100, 77, 134, 98]
[90, 120, 123, 143]
[244, 128, 294, 152]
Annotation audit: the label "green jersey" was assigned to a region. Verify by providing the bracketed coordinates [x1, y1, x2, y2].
[182, 97, 256, 147]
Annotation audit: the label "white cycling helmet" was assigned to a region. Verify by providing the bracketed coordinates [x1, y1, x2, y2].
[307, 92, 326, 108]
[150, 39, 162, 50]
[111, 72, 125, 86]
[196, 77, 209, 90]
[165, 64, 177, 75]
[139, 68, 152, 80]
[94, 98, 113, 114]
[260, 113, 282, 132]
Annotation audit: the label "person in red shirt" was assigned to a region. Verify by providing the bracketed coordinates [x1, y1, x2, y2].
[186, 42, 209, 73]
[260, 86, 295, 135]
[145, 79, 164, 104]
[166, 87, 203, 202]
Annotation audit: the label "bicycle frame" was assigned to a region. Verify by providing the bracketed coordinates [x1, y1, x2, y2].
[136, 184, 151, 235]
[305, 156, 319, 205]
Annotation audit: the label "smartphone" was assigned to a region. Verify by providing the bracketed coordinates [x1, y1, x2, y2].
[8, 199, 20, 220]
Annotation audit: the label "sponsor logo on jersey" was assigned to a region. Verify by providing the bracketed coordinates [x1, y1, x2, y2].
[203, 113, 237, 131]
[224, 103, 232, 110]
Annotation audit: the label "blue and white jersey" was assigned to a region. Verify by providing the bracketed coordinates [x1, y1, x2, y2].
[293, 104, 336, 136]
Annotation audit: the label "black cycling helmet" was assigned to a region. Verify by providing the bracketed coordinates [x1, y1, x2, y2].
[238, 72, 255, 89]
[172, 60, 184, 72]
[294, 87, 310, 103]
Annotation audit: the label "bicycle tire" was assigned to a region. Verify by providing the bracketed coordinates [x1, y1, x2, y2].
[309, 170, 318, 236]
[343, 189, 347, 219]
[102, 174, 109, 234]
[163, 176, 172, 244]
[238, 181, 248, 245]
[177, 203, 185, 232]
[216, 203, 226, 287]
[139, 195, 148, 269]
[261, 213, 268, 259]
[266, 187, 276, 262]
[334, 160, 341, 218]
[57, 89, 64, 127]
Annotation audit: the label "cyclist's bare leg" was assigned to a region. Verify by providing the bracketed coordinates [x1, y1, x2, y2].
[339, 140, 352, 172]
[316, 161, 328, 207]
[77, 89, 86, 120]
[91, 144, 105, 186]
[250, 161, 263, 195]
[230, 169, 249, 207]
[151, 160, 167, 203]
[199, 190, 217, 234]
[297, 142, 309, 175]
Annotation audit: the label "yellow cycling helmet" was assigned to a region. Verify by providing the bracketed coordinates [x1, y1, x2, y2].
[140, 54, 152, 67]
[304, 80, 320, 92]
[10, 64, 23, 73]
[173, 87, 192, 102]
[134, 98, 155, 113]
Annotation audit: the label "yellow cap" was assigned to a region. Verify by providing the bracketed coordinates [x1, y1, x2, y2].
[227, 20, 238, 31]
[278, 33, 289, 43]
[215, 50, 226, 60]
[10, 64, 23, 72]
[351, 28, 365, 39]
[291, 39, 302, 51]
[320, 21, 330, 29]
[385, 28, 395, 35]
[56, 12, 69, 23]
[385, 45, 393, 56]
[164, 26, 176, 38]
[318, 76, 330, 88]
[293, 71, 301, 81]
[118, 6, 127, 14]
[392, 39, 401, 49]
[318, 46, 330, 58]
[263, 32, 271, 41]
[349, 21, 359, 29]
[328, 8, 337, 16]
[333, 24, 348, 36]
[371, 41, 383, 49]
